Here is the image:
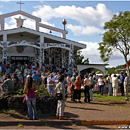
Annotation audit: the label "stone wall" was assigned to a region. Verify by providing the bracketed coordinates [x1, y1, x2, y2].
[0, 95, 57, 117]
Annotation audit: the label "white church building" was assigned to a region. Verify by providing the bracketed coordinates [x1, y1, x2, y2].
[0, 9, 107, 74]
[0, 10, 86, 70]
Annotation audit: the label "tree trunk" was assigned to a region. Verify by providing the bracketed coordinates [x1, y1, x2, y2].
[124, 55, 130, 81]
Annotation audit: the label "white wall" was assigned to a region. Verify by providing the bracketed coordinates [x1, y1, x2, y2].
[77, 64, 105, 75]
[7, 46, 35, 57]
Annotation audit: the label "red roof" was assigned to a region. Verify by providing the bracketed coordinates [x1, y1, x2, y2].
[123, 60, 130, 68]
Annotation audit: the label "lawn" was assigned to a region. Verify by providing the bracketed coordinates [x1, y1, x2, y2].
[81, 92, 130, 103]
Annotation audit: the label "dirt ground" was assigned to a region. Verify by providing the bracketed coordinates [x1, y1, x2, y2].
[0, 97, 130, 129]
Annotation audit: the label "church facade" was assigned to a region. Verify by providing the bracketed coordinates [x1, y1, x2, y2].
[0, 10, 86, 70]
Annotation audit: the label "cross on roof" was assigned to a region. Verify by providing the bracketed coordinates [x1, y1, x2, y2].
[17, 0, 24, 11]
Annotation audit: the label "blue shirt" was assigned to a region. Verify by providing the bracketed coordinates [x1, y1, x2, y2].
[120, 75, 125, 83]
[24, 74, 27, 80]
[54, 75, 58, 80]
[31, 69, 36, 75]
[32, 74, 39, 82]
[6, 68, 11, 74]
[0, 65, 4, 71]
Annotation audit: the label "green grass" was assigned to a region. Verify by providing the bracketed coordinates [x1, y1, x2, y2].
[11, 85, 48, 96]
[72, 122, 78, 126]
[0, 109, 7, 113]
[15, 119, 25, 121]
[81, 92, 130, 103]
[93, 93, 126, 102]
[17, 123, 24, 127]
[8, 114, 11, 116]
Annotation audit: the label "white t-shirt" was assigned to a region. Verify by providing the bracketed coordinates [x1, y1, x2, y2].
[47, 77, 55, 86]
[98, 78, 104, 86]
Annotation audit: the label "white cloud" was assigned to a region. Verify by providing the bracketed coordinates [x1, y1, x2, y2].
[0, 5, 3, 8]
[3, 3, 112, 36]
[4, 15, 35, 30]
[79, 41, 103, 64]
[67, 24, 103, 36]
[32, 3, 112, 26]
[79, 41, 128, 67]
[4, 15, 54, 33]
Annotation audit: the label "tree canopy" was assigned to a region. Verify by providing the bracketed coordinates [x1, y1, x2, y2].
[98, 11, 130, 76]
[77, 51, 89, 64]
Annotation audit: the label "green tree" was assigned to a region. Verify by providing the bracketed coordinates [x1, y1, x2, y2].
[77, 51, 89, 64]
[98, 11, 130, 77]
[83, 58, 89, 64]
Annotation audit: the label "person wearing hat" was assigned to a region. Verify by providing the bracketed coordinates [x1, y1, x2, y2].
[124, 73, 129, 101]
[112, 74, 119, 96]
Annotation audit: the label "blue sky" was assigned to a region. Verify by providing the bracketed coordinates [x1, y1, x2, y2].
[0, 1, 130, 67]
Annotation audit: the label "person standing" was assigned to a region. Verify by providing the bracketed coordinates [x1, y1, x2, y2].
[66, 74, 71, 94]
[23, 76, 39, 120]
[41, 72, 46, 88]
[47, 73, 55, 95]
[11, 62, 16, 74]
[88, 73, 93, 101]
[84, 75, 90, 103]
[74, 66, 79, 76]
[17, 72, 23, 86]
[32, 71, 39, 85]
[17, 62, 22, 73]
[70, 73, 76, 101]
[0, 73, 4, 94]
[107, 73, 112, 96]
[74, 76, 82, 103]
[24, 72, 28, 81]
[119, 72, 125, 96]
[55, 75, 66, 120]
[112, 74, 119, 96]
[124, 73, 129, 101]
[68, 64, 73, 77]
[98, 75, 105, 95]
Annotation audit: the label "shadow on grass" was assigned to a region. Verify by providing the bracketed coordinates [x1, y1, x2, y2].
[0, 111, 80, 129]
[5, 112, 27, 120]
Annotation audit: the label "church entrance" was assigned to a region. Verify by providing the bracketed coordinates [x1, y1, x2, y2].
[11, 56, 29, 64]
[44, 48, 69, 70]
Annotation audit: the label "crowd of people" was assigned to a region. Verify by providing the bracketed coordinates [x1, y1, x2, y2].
[0, 61, 129, 120]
